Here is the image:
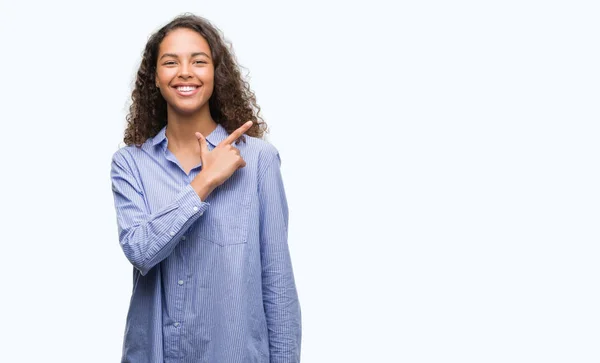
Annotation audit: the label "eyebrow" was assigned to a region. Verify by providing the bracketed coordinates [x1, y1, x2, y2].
[159, 52, 211, 60]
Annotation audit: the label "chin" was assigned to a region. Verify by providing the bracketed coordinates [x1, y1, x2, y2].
[170, 102, 207, 116]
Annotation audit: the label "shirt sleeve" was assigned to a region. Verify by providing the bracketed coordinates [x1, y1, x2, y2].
[110, 150, 210, 276]
[258, 152, 302, 363]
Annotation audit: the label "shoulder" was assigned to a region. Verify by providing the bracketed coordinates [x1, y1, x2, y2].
[240, 135, 281, 162]
[241, 135, 283, 178]
[111, 145, 139, 164]
[110, 141, 151, 170]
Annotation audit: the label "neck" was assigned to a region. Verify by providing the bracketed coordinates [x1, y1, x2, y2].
[165, 105, 217, 152]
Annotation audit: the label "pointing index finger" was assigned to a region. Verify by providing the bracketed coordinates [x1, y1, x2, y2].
[221, 121, 253, 146]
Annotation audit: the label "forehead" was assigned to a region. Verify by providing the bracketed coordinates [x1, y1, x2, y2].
[158, 28, 212, 56]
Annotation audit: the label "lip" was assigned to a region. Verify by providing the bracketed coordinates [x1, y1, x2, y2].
[172, 85, 201, 97]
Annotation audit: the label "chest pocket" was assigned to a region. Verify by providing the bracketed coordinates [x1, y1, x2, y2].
[196, 171, 251, 246]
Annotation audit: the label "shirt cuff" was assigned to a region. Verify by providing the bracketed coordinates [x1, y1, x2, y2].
[176, 184, 210, 220]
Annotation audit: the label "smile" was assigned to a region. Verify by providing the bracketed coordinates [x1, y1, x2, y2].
[173, 85, 200, 96]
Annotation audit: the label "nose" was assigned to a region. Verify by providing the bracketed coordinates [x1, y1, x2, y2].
[178, 62, 192, 79]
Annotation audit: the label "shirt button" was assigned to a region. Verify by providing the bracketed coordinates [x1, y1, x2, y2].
[174, 322, 180, 327]
[193, 206, 198, 212]
[169, 231, 175, 236]
[199, 212, 204, 216]
[178, 280, 184, 285]
[181, 235, 186, 240]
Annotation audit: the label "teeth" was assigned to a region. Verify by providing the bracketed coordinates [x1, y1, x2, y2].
[177, 86, 197, 92]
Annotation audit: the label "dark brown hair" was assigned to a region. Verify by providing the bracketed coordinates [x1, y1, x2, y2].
[124, 14, 267, 146]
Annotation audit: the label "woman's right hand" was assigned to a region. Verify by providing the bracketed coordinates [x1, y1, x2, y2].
[190, 121, 253, 199]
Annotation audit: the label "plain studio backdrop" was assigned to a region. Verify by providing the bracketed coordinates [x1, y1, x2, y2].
[0, 0, 598, 362]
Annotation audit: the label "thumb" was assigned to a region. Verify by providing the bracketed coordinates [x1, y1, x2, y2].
[195, 132, 209, 158]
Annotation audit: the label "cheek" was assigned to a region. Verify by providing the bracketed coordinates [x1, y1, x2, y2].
[156, 69, 175, 84]
[197, 68, 215, 83]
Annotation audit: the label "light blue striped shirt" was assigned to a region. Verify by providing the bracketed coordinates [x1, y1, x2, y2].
[110, 123, 301, 363]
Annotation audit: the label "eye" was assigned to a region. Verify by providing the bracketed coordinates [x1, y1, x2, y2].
[194, 60, 208, 65]
[163, 61, 176, 66]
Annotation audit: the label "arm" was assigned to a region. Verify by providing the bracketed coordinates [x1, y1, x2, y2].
[258, 152, 302, 363]
[110, 150, 210, 276]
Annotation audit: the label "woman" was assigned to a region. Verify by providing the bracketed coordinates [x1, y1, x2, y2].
[110, 14, 301, 363]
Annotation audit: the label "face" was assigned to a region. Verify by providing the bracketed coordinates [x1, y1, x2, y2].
[155, 28, 215, 116]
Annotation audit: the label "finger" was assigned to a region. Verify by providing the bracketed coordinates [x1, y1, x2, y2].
[195, 132, 210, 157]
[221, 121, 253, 146]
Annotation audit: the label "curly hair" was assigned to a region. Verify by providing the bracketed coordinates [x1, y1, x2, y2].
[124, 14, 267, 146]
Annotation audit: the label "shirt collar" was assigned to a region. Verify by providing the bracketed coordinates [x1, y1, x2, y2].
[151, 123, 229, 148]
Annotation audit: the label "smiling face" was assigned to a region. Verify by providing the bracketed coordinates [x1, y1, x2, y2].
[155, 27, 215, 117]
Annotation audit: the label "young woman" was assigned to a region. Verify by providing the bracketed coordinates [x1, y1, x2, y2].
[110, 14, 301, 363]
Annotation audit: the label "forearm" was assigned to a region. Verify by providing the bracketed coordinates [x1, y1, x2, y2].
[262, 248, 302, 363]
[116, 184, 209, 275]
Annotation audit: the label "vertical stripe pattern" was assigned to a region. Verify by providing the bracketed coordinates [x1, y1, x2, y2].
[110, 124, 301, 363]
